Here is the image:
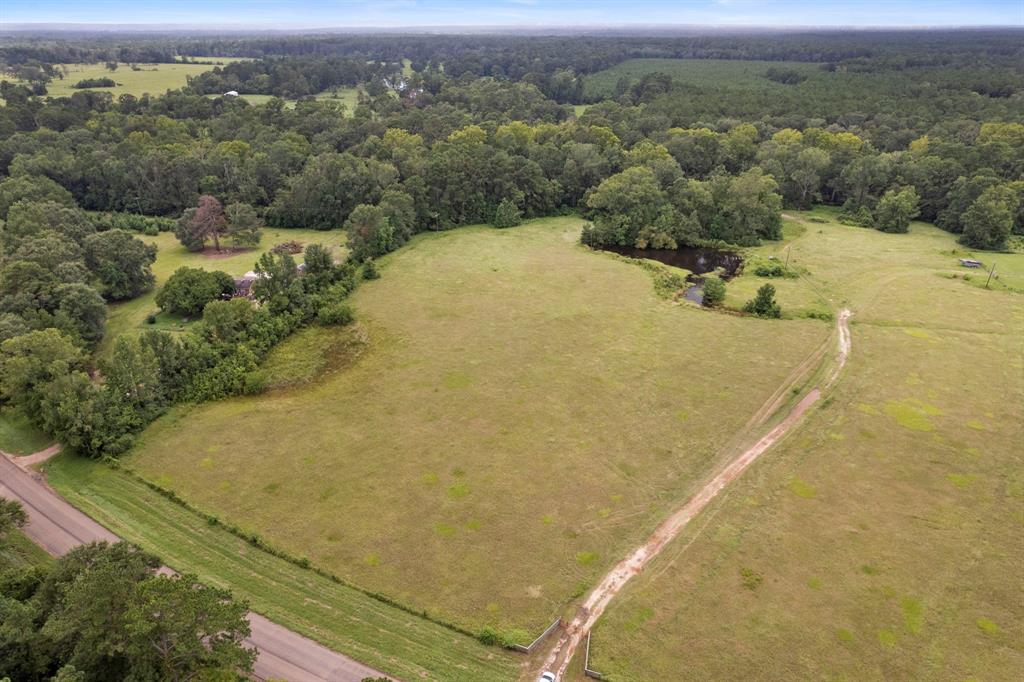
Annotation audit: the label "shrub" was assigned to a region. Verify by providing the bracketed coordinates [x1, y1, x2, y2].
[743, 283, 782, 318]
[362, 259, 380, 280]
[317, 303, 354, 326]
[145, 314, 157, 325]
[701, 277, 726, 307]
[242, 371, 267, 395]
[492, 198, 522, 228]
[477, 627, 501, 646]
[73, 77, 116, 88]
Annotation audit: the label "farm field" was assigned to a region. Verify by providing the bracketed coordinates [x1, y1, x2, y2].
[100, 227, 347, 358]
[122, 216, 829, 637]
[42, 60, 247, 98]
[43, 454, 518, 682]
[587, 211, 1024, 680]
[582, 58, 819, 99]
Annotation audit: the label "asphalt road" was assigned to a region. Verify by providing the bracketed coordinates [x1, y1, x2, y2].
[0, 454, 387, 682]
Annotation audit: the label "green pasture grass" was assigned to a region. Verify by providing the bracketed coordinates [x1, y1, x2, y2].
[43, 454, 517, 681]
[100, 228, 347, 358]
[583, 58, 819, 99]
[208, 87, 362, 114]
[590, 211, 1024, 680]
[0, 406, 53, 455]
[43, 61, 242, 98]
[723, 206, 1024, 323]
[0, 528, 53, 571]
[123, 216, 827, 635]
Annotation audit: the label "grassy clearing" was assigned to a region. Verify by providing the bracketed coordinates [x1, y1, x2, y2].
[725, 206, 1024, 319]
[123, 217, 827, 636]
[0, 406, 53, 455]
[43, 61, 244, 98]
[589, 211, 1024, 680]
[43, 454, 519, 682]
[100, 228, 347, 358]
[583, 58, 819, 99]
[208, 87, 362, 113]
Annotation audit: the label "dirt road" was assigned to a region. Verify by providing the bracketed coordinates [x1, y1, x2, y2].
[541, 309, 853, 678]
[0, 453, 386, 682]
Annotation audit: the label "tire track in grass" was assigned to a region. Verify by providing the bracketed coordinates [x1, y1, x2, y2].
[540, 309, 852, 679]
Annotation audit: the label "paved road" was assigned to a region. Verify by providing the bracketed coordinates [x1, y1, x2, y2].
[0, 454, 386, 682]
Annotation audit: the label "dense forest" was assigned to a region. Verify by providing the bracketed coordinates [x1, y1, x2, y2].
[0, 29, 1022, 460]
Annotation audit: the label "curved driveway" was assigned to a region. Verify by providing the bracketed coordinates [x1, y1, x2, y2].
[0, 454, 387, 682]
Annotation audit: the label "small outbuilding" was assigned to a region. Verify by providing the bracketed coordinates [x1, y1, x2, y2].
[233, 270, 260, 298]
[959, 258, 983, 268]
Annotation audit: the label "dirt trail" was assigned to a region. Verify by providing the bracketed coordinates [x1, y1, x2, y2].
[541, 309, 852, 678]
[4, 443, 62, 468]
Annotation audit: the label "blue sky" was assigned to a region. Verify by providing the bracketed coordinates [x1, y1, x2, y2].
[3, 0, 1022, 28]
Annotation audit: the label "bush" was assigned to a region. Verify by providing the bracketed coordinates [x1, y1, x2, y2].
[492, 198, 522, 228]
[477, 627, 501, 646]
[362, 259, 380, 280]
[743, 283, 782, 318]
[73, 77, 116, 88]
[701, 277, 726, 307]
[242, 371, 267, 395]
[317, 302, 354, 326]
[145, 314, 157, 325]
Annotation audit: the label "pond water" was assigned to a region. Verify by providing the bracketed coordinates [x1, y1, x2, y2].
[601, 245, 743, 279]
[601, 245, 744, 305]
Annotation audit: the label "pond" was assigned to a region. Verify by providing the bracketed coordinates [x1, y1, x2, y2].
[601, 245, 744, 305]
[601, 245, 743, 279]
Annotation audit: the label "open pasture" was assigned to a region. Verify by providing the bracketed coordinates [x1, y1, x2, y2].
[122, 217, 828, 636]
[42, 60, 246, 98]
[44, 454, 518, 681]
[588, 211, 1024, 680]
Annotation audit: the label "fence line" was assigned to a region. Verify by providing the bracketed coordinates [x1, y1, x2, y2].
[510, 618, 562, 653]
[583, 631, 603, 679]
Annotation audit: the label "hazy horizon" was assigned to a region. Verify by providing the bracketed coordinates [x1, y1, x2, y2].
[3, 0, 1022, 30]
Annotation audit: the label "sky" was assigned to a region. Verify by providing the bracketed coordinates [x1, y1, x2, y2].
[2, 0, 1022, 29]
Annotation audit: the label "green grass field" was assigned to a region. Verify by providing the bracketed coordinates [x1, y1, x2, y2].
[43, 60, 246, 98]
[43, 454, 517, 681]
[0, 528, 53, 572]
[583, 58, 820, 99]
[100, 228, 347, 358]
[121, 216, 828, 637]
[208, 87, 362, 113]
[0, 406, 53, 455]
[588, 210, 1024, 680]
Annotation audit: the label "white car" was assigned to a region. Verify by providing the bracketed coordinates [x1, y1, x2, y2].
[539, 673, 557, 682]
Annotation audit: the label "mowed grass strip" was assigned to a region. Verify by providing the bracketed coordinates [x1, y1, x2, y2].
[44, 454, 519, 682]
[0, 528, 53, 571]
[590, 214, 1024, 680]
[125, 217, 827, 635]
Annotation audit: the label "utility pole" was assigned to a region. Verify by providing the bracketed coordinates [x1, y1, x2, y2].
[985, 262, 996, 289]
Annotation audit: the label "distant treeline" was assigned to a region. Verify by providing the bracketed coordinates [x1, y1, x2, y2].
[3, 29, 1022, 78]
